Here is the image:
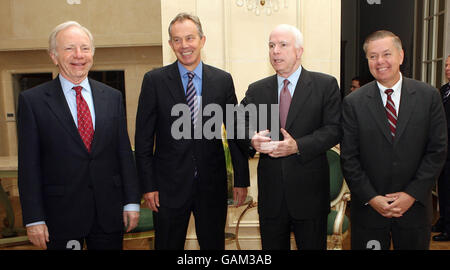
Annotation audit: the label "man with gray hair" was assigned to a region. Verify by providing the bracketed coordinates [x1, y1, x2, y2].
[17, 21, 140, 250]
[240, 24, 341, 249]
[341, 30, 447, 249]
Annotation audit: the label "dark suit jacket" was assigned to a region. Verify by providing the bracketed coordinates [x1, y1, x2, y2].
[134, 61, 249, 209]
[341, 78, 447, 229]
[241, 68, 342, 220]
[17, 77, 140, 239]
[440, 83, 450, 160]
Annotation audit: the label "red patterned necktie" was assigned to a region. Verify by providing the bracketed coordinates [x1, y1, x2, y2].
[385, 89, 397, 139]
[279, 79, 291, 129]
[73, 86, 94, 152]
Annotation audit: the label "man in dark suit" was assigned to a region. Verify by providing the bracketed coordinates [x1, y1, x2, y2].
[240, 24, 341, 250]
[17, 21, 140, 250]
[134, 13, 249, 250]
[341, 30, 447, 249]
[433, 54, 450, 242]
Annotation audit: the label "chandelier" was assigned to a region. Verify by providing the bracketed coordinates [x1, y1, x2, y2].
[235, 0, 288, 16]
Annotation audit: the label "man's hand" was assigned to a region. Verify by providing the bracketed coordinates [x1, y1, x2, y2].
[268, 129, 299, 158]
[123, 211, 140, 233]
[26, 224, 49, 250]
[233, 187, 248, 207]
[144, 191, 160, 212]
[251, 130, 273, 154]
[368, 195, 402, 218]
[384, 192, 415, 216]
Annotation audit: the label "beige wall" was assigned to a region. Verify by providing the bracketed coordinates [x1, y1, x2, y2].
[0, 0, 162, 50]
[161, 0, 341, 250]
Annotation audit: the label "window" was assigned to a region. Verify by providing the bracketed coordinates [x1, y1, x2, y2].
[11, 71, 127, 122]
[12, 70, 126, 112]
[12, 73, 53, 112]
[88, 70, 126, 117]
[415, 0, 446, 87]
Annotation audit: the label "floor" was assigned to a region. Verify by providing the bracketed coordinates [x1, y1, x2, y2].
[1, 196, 450, 250]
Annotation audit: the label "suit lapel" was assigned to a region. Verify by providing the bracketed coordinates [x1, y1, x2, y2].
[263, 75, 278, 132]
[366, 82, 392, 143]
[394, 78, 417, 143]
[166, 61, 188, 105]
[285, 68, 312, 130]
[267, 75, 278, 105]
[43, 77, 87, 150]
[201, 64, 212, 107]
[89, 79, 106, 154]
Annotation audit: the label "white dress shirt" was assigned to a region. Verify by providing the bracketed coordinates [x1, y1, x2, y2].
[377, 73, 403, 116]
[277, 65, 303, 103]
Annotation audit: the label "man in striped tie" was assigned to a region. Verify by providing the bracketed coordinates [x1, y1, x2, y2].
[341, 30, 447, 250]
[135, 13, 249, 250]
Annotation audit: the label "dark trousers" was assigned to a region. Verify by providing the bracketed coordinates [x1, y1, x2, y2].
[259, 196, 327, 250]
[351, 220, 431, 250]
[153, 182, 227, 250]
[438, 163, 450, 233]
[47, 217, 123, 250]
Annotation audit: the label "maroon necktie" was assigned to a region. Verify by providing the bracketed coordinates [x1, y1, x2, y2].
[73, 86, 94, 152]
[385, 89, 397, 138]
[279, 79, 291, 129]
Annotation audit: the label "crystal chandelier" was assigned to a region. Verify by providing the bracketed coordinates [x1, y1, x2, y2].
[235, 0, 288, 16]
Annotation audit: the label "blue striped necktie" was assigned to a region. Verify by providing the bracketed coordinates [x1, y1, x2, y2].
[186, 72, 199, 124]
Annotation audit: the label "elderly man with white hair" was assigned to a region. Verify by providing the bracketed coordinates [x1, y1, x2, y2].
[17, 21, 140, 250]
[240, 24, 341, 250]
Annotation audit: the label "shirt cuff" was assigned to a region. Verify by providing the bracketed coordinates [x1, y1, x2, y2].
[124, 203, 140, 212]
[26, 221, 46, 227]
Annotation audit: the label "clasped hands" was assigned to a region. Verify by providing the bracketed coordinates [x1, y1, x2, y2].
[251, 129, 298, 158]
[368, 192, 416, 218]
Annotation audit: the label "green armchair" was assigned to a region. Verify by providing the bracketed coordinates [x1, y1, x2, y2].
[326, 146, 351, 250]
[123, 204, 155, 249]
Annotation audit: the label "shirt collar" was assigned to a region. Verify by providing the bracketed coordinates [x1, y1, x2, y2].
[177, 61, 203, 80]
[277, 65, 302, 89]
[377, 73, 403, 95]
[59, 74, 91, 94]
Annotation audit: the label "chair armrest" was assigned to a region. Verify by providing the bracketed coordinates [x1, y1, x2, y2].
[332, 192, 350, 235]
